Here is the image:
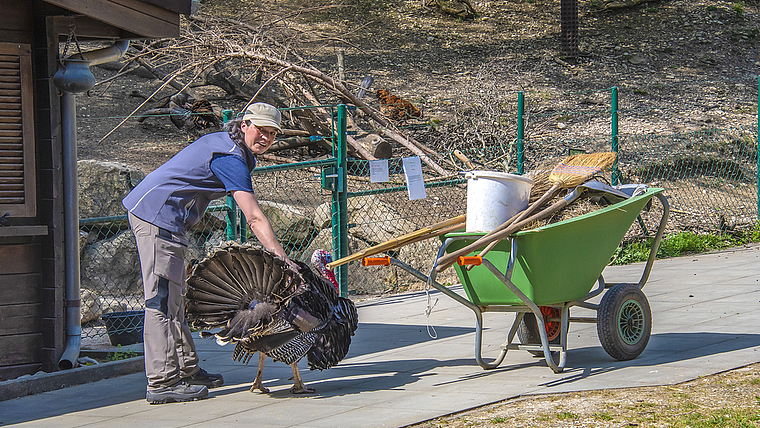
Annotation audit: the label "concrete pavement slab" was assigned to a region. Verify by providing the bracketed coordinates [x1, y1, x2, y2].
[1, 245, 759, 427]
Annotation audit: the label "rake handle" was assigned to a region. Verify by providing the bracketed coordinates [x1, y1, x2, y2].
[327, 214, 466, 269]
[437, 184, 561, 270]
[435, 196, 572, 273]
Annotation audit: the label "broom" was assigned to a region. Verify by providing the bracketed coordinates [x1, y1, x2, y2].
[326, 214, 466, 270]
[435, 152, 617, 273]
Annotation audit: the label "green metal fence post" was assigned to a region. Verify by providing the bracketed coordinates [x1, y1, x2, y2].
[517, 91, 525, 175]
[333, 105, 349, 297]
[222, 109, 238, 241]
[611, 86, 620, 185]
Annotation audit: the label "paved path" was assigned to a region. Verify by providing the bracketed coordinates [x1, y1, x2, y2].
[2, 245, 759, 427]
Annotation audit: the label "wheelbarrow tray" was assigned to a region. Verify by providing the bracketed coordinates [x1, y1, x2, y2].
[445, 188, 662, 306]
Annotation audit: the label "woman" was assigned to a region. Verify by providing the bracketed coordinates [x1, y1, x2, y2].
[123, 102, 295, 404]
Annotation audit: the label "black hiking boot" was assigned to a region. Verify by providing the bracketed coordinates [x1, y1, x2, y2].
[181, 368, 224, 388]
[146, 382, 208, 404]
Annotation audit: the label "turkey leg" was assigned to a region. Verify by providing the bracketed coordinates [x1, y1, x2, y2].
[290, 363, 315, 394]
[250, 353, 270, 393]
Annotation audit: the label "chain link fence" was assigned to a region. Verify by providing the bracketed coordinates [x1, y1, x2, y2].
[78, 95, 759, 344]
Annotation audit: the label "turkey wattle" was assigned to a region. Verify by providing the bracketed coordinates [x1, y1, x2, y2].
[185, 243, 358, 394]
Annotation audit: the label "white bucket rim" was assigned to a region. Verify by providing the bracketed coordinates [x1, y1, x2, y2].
[465, 170, 534, 186]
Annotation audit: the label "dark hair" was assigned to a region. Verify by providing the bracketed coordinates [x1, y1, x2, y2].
[224, 118, 247, 146]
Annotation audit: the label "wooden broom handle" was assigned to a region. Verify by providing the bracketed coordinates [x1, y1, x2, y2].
[436, 184, 561, 270]
[436, 196, 571, 273]
[454, 150, 474, 170]
[327, 214, 466, 269]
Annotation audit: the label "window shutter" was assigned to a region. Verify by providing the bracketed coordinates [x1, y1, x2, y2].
[0, 43, 35, 217]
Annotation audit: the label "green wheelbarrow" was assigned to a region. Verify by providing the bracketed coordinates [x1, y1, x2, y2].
[366, 187, 669, 373]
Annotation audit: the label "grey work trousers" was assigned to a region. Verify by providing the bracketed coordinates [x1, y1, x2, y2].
[129, 212, 199, 390]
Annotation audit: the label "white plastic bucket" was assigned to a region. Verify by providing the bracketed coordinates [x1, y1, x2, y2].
[465, 170, 533, 233]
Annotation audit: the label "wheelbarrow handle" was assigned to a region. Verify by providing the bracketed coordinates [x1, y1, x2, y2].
[458, 255, 482, 266]
[362, 256, 391, 266]
[327, 214, 466, 269]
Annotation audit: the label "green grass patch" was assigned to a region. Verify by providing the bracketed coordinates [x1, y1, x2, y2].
[593, 411, 613, 421]
[105, 345, 139, 362]
[612, 224, 760, 265]
[673, 407, 760, 427]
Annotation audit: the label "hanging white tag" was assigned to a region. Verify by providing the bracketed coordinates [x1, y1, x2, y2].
[369, 159, 389, 183]
[402, 156, 426, 200]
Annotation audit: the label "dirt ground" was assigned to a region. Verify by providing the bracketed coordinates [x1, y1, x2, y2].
[76, 0, 760, 173]
[409, 361, 760, 427]
[72, 0, 759, 424]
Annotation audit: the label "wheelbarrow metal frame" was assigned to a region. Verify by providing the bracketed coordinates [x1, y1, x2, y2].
[384, 192, 670, 373]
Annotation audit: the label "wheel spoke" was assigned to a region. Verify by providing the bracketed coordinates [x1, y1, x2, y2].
[618, 299, 644, 345]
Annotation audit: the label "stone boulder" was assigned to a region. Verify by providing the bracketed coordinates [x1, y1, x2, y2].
[80, 288, 103, 324]
[78, 160, 145, 219]
[258, 201, 317, 247]
[80, 229, 142, 297]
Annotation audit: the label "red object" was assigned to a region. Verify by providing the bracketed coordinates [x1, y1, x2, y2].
[457, 255, 482, 266]
[362, 256, 391, 266]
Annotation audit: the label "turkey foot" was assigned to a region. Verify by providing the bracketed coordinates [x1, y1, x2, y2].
[290, 363, 315, 394]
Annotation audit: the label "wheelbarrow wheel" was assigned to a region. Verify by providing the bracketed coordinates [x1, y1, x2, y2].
[597, 283, 652, 361]
[517, 308, 561, 357]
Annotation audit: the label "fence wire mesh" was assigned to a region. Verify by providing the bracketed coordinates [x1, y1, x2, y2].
[78, 103, 759, 344]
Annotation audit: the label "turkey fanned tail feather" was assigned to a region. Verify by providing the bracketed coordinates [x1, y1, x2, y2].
[185, 242, 359, 394]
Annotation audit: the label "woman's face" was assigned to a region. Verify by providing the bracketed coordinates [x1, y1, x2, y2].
[241, 121, 278, 154]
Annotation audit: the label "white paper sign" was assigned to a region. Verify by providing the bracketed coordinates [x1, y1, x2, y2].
[402, 156, 426, 200]
[369, 159, 389, 183]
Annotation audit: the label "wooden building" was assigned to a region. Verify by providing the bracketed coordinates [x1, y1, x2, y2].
[0, 0, 191, 381]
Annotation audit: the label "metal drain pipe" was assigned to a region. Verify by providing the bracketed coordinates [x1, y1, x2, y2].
[55, 41, 129, 370]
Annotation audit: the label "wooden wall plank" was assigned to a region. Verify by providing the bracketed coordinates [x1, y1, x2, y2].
[0, 303, 42, 335]
[0, 272, 40, 304]
[0, 334, 42, 366]
[0, 244, 41, 274]
[52, 16, 138, 41]
[0, 1, 33, 32]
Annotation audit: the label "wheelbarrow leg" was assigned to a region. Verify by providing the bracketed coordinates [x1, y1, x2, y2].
[482, 259, 567, 373]
[531, 304, 567, 373]
[472, 306, 512, 369]
[383, 254, 513, 370]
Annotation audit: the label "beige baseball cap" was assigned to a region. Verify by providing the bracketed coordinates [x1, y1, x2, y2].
[242, 103, 282, 132]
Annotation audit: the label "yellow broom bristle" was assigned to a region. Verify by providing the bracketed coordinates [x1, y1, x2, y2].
[548, 152, 617, 187]
[564, 151, 617, 168]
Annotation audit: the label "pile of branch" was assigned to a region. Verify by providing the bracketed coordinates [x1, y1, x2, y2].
[108, 10, 448, 175]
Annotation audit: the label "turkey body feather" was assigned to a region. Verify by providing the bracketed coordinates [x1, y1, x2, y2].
[185, 243, 358, 394]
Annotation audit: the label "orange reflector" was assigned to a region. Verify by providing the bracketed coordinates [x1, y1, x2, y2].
[457, 255, 482, 266]
[362, 256, 391, 267]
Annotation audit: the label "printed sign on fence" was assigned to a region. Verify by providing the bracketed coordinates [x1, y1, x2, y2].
[369, 159, 389, 183]
[402, 156, 426, 200]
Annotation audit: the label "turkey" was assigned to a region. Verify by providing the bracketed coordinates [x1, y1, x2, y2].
[185, 243, 358, 394]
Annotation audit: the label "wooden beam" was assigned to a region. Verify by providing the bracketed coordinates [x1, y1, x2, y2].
[52, 16, 140, 40]
[140, 0, 191, 15]
[43, 0, 180, 38]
